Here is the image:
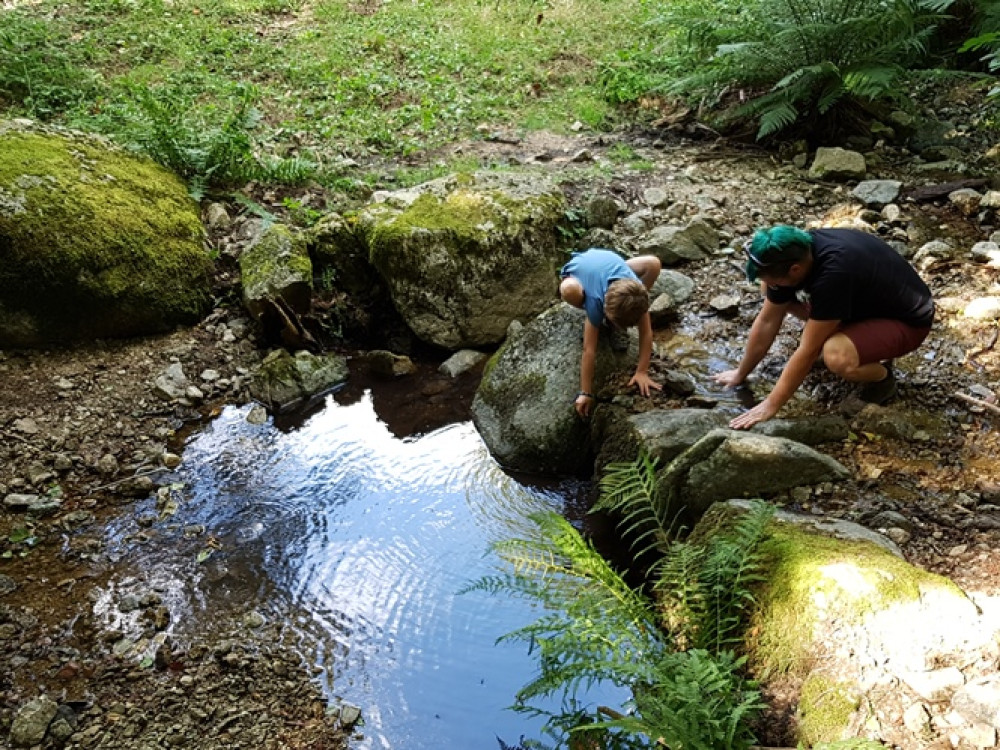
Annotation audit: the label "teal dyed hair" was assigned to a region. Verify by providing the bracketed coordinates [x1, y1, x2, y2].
[744, 225, 814, 282]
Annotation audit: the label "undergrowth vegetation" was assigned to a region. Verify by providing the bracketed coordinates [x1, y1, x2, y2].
[1, 0, 997, 191]
[0, 0, 650, 192]
[661, 0, 958, 139]
[469, 452, 774, 749]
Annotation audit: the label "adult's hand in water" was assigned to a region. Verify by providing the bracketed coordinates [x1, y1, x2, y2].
[729, 397, 779, 430]
[629, 371, 662, 397]
[713, 369, 745, 388]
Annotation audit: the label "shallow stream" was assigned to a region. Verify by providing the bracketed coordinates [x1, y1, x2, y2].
[97, 379, 625, 749]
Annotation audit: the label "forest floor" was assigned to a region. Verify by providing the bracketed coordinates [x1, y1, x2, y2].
[2, 121, 1000, 749]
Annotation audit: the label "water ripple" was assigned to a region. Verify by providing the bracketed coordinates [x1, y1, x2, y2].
[100, 393, 625, 749]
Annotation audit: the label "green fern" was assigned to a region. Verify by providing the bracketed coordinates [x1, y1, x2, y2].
[687, 503, 774, 652]
[118, 83, 317, 194]
[661, 0, 957, 138]
[593, 451, 681, 559]
[591, 649, 766, 750]
[756, 99, 801, 139]
[960, 0, 1000, 75]
[649, 501, 774, 652]
[467, 511, 667, 703]
[474, 492, 775, 748]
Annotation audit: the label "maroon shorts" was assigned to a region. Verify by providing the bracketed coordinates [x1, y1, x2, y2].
[840, 319, 932, 365]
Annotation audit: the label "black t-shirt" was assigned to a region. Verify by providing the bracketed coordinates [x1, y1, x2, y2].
[766, 228, 934, 327]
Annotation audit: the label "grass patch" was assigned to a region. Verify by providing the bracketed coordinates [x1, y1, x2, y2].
[0, 0, 663, 171]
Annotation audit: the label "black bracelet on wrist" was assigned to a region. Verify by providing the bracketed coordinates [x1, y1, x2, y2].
[577, 391, 594, 399]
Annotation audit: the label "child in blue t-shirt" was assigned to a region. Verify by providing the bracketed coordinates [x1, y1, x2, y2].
[559, 248, 662, 417]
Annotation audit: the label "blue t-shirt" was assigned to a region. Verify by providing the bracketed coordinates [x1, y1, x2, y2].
[560, 248, 640, 327]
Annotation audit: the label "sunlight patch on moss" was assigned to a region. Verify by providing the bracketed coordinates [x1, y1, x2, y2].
[748, 524, 962, 679]
[798, 674, 860, 747]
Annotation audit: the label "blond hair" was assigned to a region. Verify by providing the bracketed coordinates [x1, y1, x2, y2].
[605, 278, 649, 327]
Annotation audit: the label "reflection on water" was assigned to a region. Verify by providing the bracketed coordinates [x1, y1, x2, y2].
[101, 393, 624, 750]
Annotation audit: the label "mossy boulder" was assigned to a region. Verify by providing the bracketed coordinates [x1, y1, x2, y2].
[240, 223, 313, 320]
[0, 120, 212, 346]
[471, 304, 637, 475]
[359, 172, 567, 349]
[694, 501, 990, 748]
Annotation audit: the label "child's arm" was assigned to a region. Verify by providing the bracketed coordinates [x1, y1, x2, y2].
[574, 319, 600, 417]
[628, 312, 661, 396]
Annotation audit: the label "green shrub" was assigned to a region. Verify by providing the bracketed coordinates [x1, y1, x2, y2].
[110, 83, 317, 196]
[960, 1, 1000, 88]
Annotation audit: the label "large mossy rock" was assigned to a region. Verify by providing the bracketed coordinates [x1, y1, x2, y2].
[695, 501, 991, 748]
[0, 121, 212, 346]
[359, 172, 567, 349]
[471, 304, 636, 475]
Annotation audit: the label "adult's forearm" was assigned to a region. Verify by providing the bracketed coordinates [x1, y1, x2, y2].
[736, 316, 782, 380]
[765, 347, 814, 410]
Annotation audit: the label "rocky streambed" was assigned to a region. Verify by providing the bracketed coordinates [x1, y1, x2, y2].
[2, 126, 1000, 749]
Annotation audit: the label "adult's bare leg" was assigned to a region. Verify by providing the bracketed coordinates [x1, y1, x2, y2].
[821, 333, 888, 383]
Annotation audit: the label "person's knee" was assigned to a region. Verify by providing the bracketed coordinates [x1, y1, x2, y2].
[822, 338, 859, 377]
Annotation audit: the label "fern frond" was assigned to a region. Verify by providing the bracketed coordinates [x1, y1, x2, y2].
[842, 64, 902, 99]
[469, 511, 667, 699]
[593, 451, 678, 558]
[696, 501, 775, 652]
[816, 79, 846, 113]
[756, 100, 799, 138]
[588, 649, 765, 750]
[663, 0, 952, 138]
[475, 500, 775, 749]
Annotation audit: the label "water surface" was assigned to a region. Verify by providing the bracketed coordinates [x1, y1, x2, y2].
[101, 390, 623, 749]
